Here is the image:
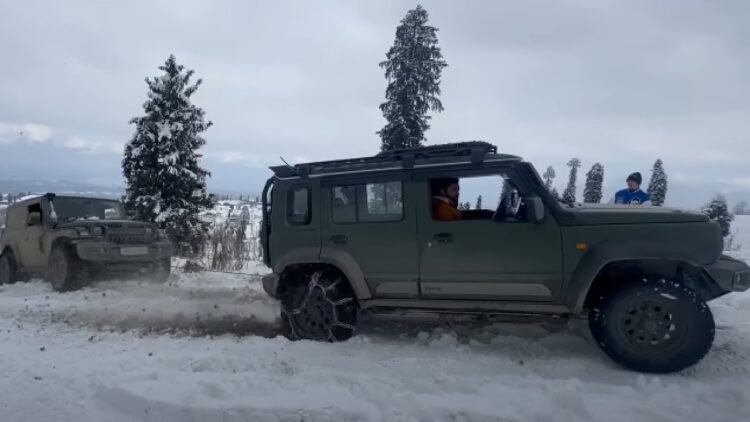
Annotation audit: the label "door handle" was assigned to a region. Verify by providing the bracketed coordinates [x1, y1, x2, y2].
[330, 234, 348, 244]
[433, 233, 453, 243]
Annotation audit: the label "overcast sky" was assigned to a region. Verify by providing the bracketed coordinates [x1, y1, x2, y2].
[0, 0, 747, 207]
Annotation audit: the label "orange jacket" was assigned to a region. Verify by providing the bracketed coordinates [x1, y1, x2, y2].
[432, 197, 461, 221]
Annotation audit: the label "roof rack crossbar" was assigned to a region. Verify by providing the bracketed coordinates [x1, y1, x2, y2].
[269, 142, 515, 178]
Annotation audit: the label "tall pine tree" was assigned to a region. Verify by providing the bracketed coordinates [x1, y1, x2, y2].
[542, 166, 555, 190]
[562, 158, 581, 205]
[647, 159, 668, 206]
[378, 5, 447, 151]
[702, 195, 733, 237]
[122, 55, 212, 256]
[583, 163, 604, 203]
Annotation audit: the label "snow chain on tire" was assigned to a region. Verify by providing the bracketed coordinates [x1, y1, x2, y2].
[283, 271, 357, 342]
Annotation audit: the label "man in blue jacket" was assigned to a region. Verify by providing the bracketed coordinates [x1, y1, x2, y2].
[613, 172, 650, 205]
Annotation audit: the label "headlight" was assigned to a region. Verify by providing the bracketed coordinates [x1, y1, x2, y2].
[91, 226, 105, 237]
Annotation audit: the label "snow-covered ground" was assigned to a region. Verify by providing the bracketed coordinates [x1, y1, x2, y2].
[1, 219, 749, 421]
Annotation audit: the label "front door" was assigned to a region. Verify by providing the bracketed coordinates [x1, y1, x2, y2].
[416, 172, 563, 301]
[320, 175, 419, 299]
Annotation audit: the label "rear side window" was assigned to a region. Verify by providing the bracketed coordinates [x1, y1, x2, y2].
[287, 186, 310, 225]
[332, 181, 403, 223]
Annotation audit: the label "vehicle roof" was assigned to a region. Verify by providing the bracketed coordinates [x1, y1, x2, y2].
[269, 142, 522, 179]
[7, 193, 121, 207]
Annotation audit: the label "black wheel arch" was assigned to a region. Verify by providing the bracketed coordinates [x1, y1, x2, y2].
[578, 259, 725, 313]
[277, 263, 358, 306]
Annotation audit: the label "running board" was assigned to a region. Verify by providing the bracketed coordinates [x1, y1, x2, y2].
[360, 299, 571, 316]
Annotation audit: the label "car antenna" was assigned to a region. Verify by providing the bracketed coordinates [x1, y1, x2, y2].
[279, 156, 294, 170]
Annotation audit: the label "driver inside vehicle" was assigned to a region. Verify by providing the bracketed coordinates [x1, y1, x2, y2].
[432, 177, 462, 221]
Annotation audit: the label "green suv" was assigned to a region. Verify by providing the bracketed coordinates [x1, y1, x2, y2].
[0, 193, 172, 291]
[260, 142, 749, 373]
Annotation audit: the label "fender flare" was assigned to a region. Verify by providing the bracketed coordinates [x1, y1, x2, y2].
[272, 247, 372, 300]
[564, 241, 701, 313]
[1, 244, 20, 266]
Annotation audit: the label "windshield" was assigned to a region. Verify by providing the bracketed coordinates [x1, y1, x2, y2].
[52, 197, 127, 222]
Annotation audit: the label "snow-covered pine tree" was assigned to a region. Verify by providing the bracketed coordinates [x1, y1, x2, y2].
[702, 195, 734, 237]
[378, 5, 448, 151]
[562, 158, 581, 205]
[122, 55, 213, 257]
[647, 158, 668, 206]
[542, 166, 556, 191]
[583, 163, 604, 203]
[475, 195, 483, 210]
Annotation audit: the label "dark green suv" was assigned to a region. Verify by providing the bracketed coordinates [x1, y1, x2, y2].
[260, 142, 749, 373]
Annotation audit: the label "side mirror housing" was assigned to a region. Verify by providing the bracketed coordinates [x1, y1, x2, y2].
[526, 197, 545, 223]
[26, 211, 42, 226]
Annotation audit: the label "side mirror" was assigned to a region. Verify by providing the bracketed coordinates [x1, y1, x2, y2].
[26, 211, 42, 226]
[526, 197, 545, 223]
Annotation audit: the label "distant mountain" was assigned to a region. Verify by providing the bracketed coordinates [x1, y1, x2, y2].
[0, 179, 123, 198]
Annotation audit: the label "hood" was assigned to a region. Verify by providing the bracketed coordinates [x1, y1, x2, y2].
[569, 204, 709, 225]
[56, 219, 155, 229]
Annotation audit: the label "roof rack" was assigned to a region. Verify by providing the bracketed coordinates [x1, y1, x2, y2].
[270, 141, 518, 178]
[375, 141, 497, 159]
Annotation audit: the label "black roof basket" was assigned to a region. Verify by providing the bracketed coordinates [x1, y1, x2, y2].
[270, 141, 513, 178]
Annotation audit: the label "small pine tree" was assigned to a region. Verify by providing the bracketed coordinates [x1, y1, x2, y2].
[647, 159, 668, 206]
[583, 163, 604, 203]
[378, 5, 448, 151]
[475, 195, 483, 210]
[122, 55, 213, 257]
[550, 187, 560, 201]
[542, 166, 556, 191]
[733, 200, 748, 216]
[702, 195, 734, 237]
[562, 158, 581, 205]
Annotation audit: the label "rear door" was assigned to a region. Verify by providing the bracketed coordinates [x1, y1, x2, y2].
[320, 174, 419, 299]
[416, 170, 564, 302]
[269, 180, 321, 265]
[18, 201, 46, 269]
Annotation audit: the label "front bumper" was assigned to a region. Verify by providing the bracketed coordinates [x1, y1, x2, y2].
[75, 240, 172, 262]
[704, 255, 750, 292]
[262, 273, 279, 298]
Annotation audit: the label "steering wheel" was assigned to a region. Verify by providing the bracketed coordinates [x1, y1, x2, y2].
[492, 194, 524, 222]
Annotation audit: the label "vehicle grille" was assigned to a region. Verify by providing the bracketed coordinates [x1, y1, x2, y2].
[109, 233, 149, 244]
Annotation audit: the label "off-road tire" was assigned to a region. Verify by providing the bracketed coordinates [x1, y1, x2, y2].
[0, 252, 18, 285]
[47, 246, 86, 292]
[281, 270, 357, 342]
[589, 277, 714, 373]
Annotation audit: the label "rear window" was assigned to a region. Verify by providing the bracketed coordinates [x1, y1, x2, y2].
[287, 186, 310, 225]
[332, 181, 403, 223]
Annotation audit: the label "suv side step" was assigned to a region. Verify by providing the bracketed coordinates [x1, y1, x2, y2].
[360, 299, 572, 316]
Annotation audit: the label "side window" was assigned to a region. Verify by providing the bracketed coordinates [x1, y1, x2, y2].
[331, 181, 403, 223]
[27, 203, 42, 223]
[332, 186, 357, 223]
[361, 181, 403, 222]
[430, 174, 527, 222]
[287, 186, 310, 225]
